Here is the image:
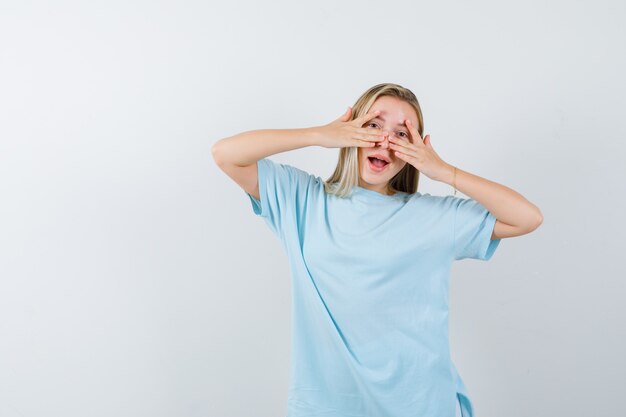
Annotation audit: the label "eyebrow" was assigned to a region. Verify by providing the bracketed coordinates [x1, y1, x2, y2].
[371, 115, 407, 127]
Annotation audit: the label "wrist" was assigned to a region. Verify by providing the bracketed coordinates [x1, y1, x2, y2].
[303, 126, 322, 147]
[439, 163, 456, 185]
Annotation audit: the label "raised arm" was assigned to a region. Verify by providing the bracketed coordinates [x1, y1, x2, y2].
[441, 166, 543, 239]
[386, 118, 543, 240]
[211, 107, 385, 200]
[211, 128, 319, 200]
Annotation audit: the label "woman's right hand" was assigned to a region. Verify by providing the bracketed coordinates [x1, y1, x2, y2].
[311, 107, 387, 149]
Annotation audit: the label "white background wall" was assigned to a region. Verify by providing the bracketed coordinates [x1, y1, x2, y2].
[1, 1, 624, 416]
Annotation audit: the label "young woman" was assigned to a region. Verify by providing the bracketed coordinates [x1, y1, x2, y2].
[212, 83, 543, 417]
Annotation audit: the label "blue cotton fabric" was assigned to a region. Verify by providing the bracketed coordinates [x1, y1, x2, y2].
[245, 157, 501, 417]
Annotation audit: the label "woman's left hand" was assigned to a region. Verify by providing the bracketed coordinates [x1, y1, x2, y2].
[387, 119, 452, 183]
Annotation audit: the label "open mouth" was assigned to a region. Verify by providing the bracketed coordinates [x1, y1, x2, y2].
[367, 156, 390, 172]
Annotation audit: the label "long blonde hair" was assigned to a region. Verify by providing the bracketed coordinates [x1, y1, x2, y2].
[323, 83, 425, 198]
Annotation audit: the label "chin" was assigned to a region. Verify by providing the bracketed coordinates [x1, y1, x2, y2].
[360, 172, 393, 188]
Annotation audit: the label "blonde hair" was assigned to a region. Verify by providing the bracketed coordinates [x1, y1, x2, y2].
[323, 83, 425, 198]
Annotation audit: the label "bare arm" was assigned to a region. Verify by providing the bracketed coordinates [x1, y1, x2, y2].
[211, 108, 385, 200]
[440, 166, 543, 239]
[211, 128, 319, 168]
[211, 128, 320, 200]
[386, 119, 543, 240]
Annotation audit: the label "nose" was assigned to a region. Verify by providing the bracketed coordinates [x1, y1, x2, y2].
[377, 132, 390, 149]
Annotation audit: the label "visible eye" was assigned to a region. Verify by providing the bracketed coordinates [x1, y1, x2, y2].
[398, 131, 408, 138]
[367, 122, 380, 128]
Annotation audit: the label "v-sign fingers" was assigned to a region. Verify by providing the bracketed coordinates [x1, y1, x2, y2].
[405, 119, 424, 145]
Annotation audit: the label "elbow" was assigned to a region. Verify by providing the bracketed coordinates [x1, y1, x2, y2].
[536, 211, 544, 228]
[526, 209, 544, 233]
[211, 139, 225, 166]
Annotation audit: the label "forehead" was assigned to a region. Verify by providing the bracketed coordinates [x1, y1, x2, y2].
[369, 96, 417, 124]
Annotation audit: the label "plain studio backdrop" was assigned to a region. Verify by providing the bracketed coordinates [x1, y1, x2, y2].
[1, 1, 624, 416]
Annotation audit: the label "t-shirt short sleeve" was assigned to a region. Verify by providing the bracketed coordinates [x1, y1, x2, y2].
[245, 157, 314, 238]
[453, 196, 501, 261]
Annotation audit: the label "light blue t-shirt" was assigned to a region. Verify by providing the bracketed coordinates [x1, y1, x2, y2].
[245, 157, 501, 417]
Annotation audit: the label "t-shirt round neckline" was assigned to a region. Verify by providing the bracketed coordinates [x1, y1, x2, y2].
[354, 185, 408, 200]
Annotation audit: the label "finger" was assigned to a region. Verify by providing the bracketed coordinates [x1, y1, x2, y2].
[337, 106, 352, 122]
[352, 139, 377, 148]
[343, 106, 352, 121]
[355, 109, 381, 125]
[355, 132, 386, 143]
[387, 134, 414, 148]
[393, 149, 416, 165]
[388, 140, 416, 155]
[404, 119, 424, 145]
[356, 126, 386, 137]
